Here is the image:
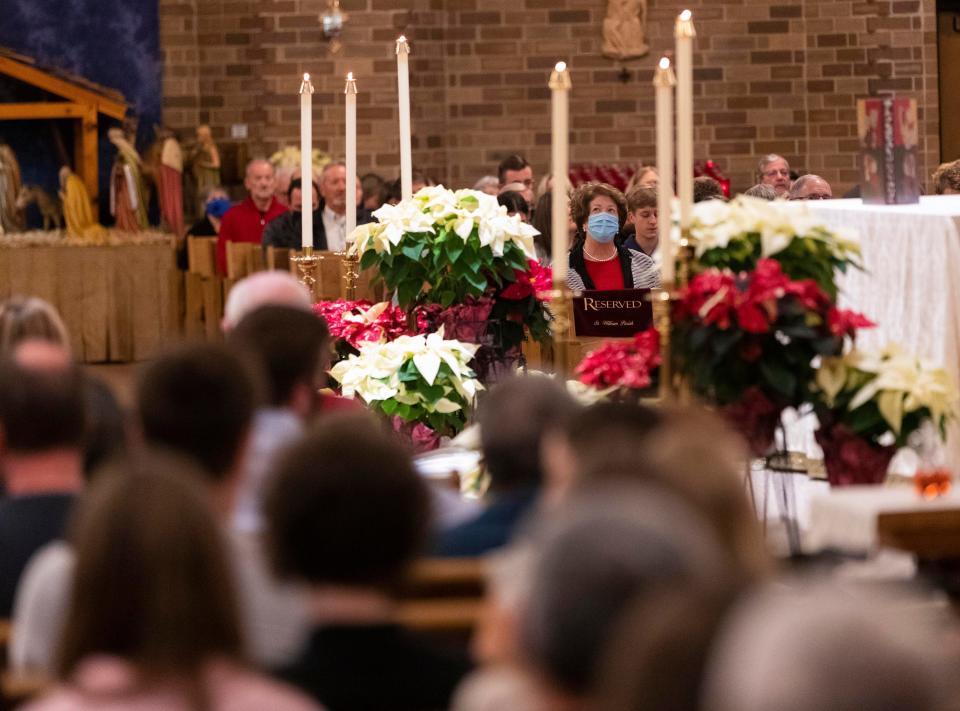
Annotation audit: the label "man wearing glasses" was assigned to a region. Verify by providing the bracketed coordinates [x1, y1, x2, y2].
[758, 154, 793, 196]
[498, 154, 535, 209]
[788, 174, 833, 201]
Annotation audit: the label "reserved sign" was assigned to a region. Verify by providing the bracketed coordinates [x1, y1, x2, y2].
[572, 288, 653, 338]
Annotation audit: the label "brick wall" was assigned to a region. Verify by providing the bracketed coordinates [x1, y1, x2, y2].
[159, 0, 940, 194]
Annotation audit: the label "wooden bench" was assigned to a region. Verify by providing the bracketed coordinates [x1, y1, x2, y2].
[396, 558, 487, 645]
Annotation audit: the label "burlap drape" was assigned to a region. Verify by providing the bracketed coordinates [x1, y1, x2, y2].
[0, 235, 179, 362]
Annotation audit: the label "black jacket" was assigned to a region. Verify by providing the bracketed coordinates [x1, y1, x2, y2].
[262, 200, 373, 251]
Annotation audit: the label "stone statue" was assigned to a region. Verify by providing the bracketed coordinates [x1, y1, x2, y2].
[156, 127, 185, 236]
[15, 185, 62, 231]
[108, 127, 149, 232]
[190, 124, 221, 197]
[602, 0, 649, 61]
[60, 166, 106, 242]
[0, 141, 24, 232]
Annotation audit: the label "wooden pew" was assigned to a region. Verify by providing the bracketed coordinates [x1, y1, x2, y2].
[395, 558, 487, 646]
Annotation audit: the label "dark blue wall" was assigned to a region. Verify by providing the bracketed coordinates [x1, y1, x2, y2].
[0, 0, 161, 226]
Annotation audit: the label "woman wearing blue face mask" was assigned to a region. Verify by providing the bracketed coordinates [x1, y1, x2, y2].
[566, 182, 660, 292]
[180, 186, 232, 269]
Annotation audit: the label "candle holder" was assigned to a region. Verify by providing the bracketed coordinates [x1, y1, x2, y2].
[292, 246, 323, 300]
[340, 248, 360, 300]
[544, 286, 576, 377]
[647, 286, 675, 401]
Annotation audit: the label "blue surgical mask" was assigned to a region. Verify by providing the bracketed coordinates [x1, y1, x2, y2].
[587, 212, 619, 243]
[205, 197, 233, 219]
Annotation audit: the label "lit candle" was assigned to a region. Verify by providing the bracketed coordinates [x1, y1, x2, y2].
[549, 61, 571, 287]
[345, 72, 358, 239]
[396, 36, 413, 201]
[299, 73, 314, 250]
[654, 56, 677, 283]
[675, 9, 696, 230]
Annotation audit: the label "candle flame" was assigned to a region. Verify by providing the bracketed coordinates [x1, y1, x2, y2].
[303, 72, 310, 81]
[555, 61, 567, 73]
[397, 35, 406, 42]
[659, 56, 671, 69]
[347, 71, 354, 81]
[679, 9, 692, 21]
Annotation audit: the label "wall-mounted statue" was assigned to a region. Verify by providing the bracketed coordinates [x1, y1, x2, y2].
[602, 0, 649, 61]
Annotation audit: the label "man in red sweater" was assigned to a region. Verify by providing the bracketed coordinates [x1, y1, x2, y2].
[216, 159, 287, 275]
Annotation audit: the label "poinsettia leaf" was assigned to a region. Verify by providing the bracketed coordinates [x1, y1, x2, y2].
[360, 250, 378, 270]
[446, 239, 465, 264]
[402, 243, 424, 261]
[759, 360, 796, 399]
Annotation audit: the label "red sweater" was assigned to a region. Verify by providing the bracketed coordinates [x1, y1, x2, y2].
[216, 197, 287, 275]
[584, 257, 625, 291]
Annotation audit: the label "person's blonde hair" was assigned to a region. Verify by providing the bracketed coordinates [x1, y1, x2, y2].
[0, 296, 69, 355]
[626, 166, 659, 193]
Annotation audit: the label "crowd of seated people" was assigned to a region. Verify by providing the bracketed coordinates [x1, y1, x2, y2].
[6, 143, 960, 709]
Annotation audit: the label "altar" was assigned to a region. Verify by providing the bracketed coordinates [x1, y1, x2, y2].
[809, 196, 960, 469]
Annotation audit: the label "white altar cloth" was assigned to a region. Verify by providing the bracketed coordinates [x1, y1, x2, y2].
[805, 484, 960, 555]
[807, 196, 960, 470]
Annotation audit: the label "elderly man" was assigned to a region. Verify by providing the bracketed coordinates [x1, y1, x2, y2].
[216, 159, 286, 275]
[222, 270, 312, 331]
[316, 162, 372, 253]
[758, 154, 793, 196]
[788, 174, 832, 200]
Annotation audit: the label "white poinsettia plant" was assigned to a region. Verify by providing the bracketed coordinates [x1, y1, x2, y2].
[687, 195, 861, 298]
[813, 343, 957, 447]
[329, 327, 483, 436]
[348, 186, 539, 309]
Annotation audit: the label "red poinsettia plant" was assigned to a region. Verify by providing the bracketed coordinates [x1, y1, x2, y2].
[575, 328, 661, 398]
[313, 299, 415, 358]
[672, 258, 873, 455]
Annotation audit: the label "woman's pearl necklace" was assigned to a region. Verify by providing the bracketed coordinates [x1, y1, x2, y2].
[584, 247, 618, 262]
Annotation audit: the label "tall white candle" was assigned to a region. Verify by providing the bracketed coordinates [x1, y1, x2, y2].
[655, 56, 677, 284]
[549, 61, 571, 287]
[396, 36, 413, 201]
[299, 73, 314, 250]
[675, 9, 696, 230]
[345, 72, 358, 240]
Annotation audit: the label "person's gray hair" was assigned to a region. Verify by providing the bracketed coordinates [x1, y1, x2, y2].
[222, 271, 312, 331]
[757, 153, 788, 174]
[244, 158, 273, 177]
[787, 174, 827, 199]
[702, 581, 960, 711]
[473, 175, 500, 192]
[743, 184, 777, 201]
[519, 484, 730, 696]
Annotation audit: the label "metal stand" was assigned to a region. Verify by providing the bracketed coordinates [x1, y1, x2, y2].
[545, 286, 575, 376]
[291, 246, 323, 300]
[340, 249, 360, 300]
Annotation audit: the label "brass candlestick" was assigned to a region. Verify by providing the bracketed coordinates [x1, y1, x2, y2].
[648, 285, 674, 401]
[291, 246, 323, 300]
[545, 284, 575, 377]
[340, 248, 360, 300]
[650, 227, 696, 401]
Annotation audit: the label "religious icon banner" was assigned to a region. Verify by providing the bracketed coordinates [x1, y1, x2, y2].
[857, 97, 921, 205]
